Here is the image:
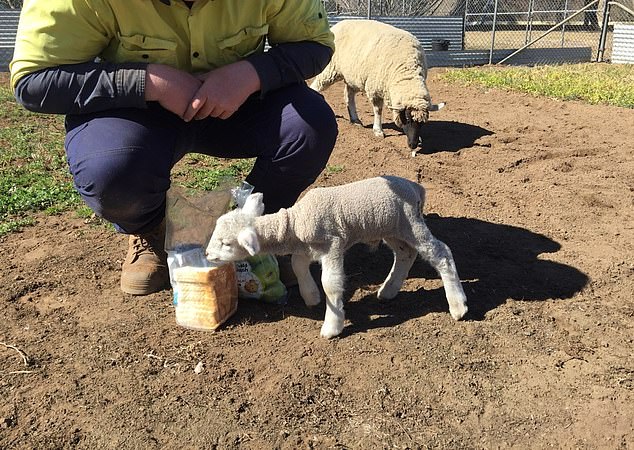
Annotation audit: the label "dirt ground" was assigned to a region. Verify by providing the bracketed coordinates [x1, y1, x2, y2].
[1, 68, 633, 449]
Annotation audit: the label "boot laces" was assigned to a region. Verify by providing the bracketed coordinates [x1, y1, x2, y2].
[130, 229, 163, 258]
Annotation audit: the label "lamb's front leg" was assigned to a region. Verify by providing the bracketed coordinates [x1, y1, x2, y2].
[319, 253, 346, 338]
[292, 254, 321, 307]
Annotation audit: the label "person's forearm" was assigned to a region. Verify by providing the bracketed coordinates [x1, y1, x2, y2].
[246, 41, 333, 96]
[13, 62, 148, 115]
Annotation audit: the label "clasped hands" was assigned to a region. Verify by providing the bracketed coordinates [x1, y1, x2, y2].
[145, 61, 261, 121]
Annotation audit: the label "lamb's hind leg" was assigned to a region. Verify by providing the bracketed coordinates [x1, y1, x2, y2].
[292, 254, 321, 307]
[411, 221, 468, 320]
[344, 84, 362, 125]
[378, 238, 418, 300]
[319, 252, 346, 338]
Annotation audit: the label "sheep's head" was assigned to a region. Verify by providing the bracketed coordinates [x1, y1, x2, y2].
[391, 102, 446, 151]
[205, 193, 265, 262]
[394, 108, 429, 150]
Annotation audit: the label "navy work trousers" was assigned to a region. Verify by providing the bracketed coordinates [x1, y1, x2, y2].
[64, 84, 338, 234]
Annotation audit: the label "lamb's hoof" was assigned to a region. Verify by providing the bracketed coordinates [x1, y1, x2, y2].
[411, 150, 418, 157]
[303, 295, 321, 308]
[377, 285, 399, 300]
[320, 319, 344, 339]
[300, 288, 321, 307]
[449, 302, 468, 321]
[373, 129, 385, 138]
[351, 119, 363, 125]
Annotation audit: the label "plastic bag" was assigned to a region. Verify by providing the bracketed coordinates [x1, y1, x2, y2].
[235, 254, 288, 304]
[231, 183, 288, 305]
[165, 183, 237, 331]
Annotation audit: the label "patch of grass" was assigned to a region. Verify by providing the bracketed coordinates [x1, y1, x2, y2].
[172, 155, 254, 191]
[0, 217, 35, 235]
[0, 81, 255, 236]
[441, 63, 634, 108]
[326, 164, 345, 174]
[0, 81, 80, 236]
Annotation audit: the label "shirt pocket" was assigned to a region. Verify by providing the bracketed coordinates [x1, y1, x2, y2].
[303, 15, 329, 37]
[217, 24, 269, 62]
[114, 34, 178, 65]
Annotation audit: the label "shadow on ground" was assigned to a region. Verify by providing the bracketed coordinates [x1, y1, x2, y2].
[380, 120, 494, 154]
[231, 215, 589, 336]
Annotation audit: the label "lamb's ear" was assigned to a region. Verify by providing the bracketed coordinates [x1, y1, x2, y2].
[242, 193, 265, 217]
[237, 227, 260, 256]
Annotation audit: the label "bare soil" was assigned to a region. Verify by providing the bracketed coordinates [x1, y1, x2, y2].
[1, 68, 633, 449]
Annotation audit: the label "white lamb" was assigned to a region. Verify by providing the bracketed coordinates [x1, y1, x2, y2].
[205, 176, 468, 339]
[310, 19, 445, 157]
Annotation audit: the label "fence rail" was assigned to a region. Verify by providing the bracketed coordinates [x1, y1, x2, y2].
[1, 1, 633, 72]
[328, 15, 465, 49]
[0, 9, 18, 71]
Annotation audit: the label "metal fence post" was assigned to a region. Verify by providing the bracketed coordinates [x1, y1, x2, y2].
[525, 0, 535, 45]
[561, 0, 570, 46]
[489, 0, 500, 64]
[463, 0, 469, 50]
[597, 0, 611, 61]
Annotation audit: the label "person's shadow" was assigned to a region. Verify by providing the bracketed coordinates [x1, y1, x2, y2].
[231, 215, 589, 336]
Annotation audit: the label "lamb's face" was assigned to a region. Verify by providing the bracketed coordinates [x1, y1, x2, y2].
[205, 213, 253, 262]
[396, 108, 428, 149]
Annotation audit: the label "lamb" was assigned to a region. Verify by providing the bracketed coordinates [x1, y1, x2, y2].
[310, 19, 445, 157]
[205, 176, 468, 339]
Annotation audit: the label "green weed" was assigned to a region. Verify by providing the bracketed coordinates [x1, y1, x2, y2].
[441, 63, 634, 108]
[0, 82, 255, 236]
[326, 164, 345, 174]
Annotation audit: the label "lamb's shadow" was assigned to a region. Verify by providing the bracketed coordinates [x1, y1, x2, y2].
[375, 120, 493, 154]
[233, 216, 589, 335]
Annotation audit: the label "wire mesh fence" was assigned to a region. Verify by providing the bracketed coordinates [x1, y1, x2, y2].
[322, 0, 634, 62]
[1, 1, 633, 70]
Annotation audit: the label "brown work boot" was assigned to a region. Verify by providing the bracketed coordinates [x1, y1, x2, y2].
[120, 220, 169, 295]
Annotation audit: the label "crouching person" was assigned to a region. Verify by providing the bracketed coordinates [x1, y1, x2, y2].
[9, 0, 338, 295]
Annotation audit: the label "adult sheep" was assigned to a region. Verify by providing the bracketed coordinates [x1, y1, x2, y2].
[205, 176, 468, 339]
[310, 19, 445, 157]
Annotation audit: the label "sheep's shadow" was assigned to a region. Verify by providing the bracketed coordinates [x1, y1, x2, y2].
[371, 120, 493, 154]
[232, 215, 589, 335]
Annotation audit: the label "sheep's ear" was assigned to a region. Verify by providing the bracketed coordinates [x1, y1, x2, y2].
[394, 110, 405, 127]
[237, 227, 260, 256]
[428, 102, 446, 112]
[242, 193, 265, 217]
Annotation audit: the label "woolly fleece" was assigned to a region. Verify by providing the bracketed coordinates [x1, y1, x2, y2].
[311, 19, 433, 116]
[253, 176, 426, 256]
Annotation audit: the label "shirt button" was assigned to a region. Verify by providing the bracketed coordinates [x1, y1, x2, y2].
[192, 51, 199, 58]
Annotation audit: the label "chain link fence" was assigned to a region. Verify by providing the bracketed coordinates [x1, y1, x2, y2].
[323, 0, 634, 62]
[1, 1, 634, 70]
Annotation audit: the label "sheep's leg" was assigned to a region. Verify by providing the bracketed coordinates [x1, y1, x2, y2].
[371, 97, 385, 138]
[292, 254, 321, 307]
[319, 252, 346, 338]
[344, 84, 362, 125]
[411, 221, 468, 320]
[378, 238, 418, 300]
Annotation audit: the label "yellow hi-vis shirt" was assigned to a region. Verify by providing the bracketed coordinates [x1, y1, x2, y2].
[10, 0, 334, 89]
